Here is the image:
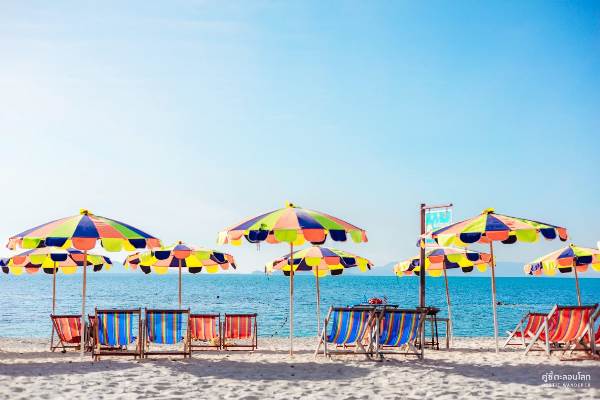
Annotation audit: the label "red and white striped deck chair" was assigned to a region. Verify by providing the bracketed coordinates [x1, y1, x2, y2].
[50, 314, 83, 352]
[223, 313, 257, 351]
[525, 304, 597, 356]
[503, 312, 547, 348]
[189, 314, 221, 351]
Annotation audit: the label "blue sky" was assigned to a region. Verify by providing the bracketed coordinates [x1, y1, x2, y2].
[1, 1, 599, 272]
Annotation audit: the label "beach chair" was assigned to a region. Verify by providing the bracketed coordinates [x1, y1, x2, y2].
[503, 312, 547, 348]
[92, 308, 142, 361]
[189, 313, 221, 352]
[222, 313, 257, 351]
[374, 308, 426, 360]
[314, 306, 376, 358]
[582, 306, 600, 355]
[50, 314, 83, 352]
[524, 304, 597, 356]
[143, 309, 191, 358]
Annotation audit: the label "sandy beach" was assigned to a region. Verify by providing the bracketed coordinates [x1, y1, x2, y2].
[0, 337, 597, 399]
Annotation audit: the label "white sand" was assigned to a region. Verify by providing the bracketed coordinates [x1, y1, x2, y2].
[0, 337, 597, 399]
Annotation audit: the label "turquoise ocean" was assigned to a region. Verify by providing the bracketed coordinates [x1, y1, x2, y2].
[1, 274, 598, 338]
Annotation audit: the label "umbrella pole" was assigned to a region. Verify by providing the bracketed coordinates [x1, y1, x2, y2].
[289, 242, 294, 356]
[489, 242, 499, 353]
[573, 266, 581, 306]
[442, 265, 453, 346]
[80, 251, 88, 357]
[315, 267, 321, 337]
[50, 261, 57, 350]
[178, 258, 182, 308]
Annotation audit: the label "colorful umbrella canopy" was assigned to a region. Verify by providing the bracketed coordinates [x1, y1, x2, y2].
[7, 209, 161, 355]
[428, 208, 568, 352]
[266, 246, 372, 335]
[394, 246, 492, 341]
[524, 244, 600, 305]
[220, 202, 367, 355]
[7, 209, 161, 251]
[125, 242, 236, 308]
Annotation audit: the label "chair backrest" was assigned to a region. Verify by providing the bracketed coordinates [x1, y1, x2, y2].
[524, 313, 546, 336]
[96, 309, 140, 346]
[145, 309, 190, 344]
[224, 314, 256, 340]
[378, 309, 423, 347]
[326, 307, 373, 345]
[548, 305, 597, 343]
[189, 314, 219, 340]
[51, 315, 82, 343]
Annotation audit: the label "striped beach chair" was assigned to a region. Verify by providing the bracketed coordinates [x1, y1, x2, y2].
[189, 313, 221, 351]
[93, 308, 142, 360]
[315, 306, 376, 357]
[222, 313, 257, 351]
[525, 304, 597, 356]
[374, 308, 426, 359]
[503, 312, 547, 348]
[143, 309, 191, 358]
[50, 314, 83, 352]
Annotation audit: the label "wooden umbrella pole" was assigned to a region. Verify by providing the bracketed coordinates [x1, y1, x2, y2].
[442, 264, 453, 345]
[289, 242, 294, 356]
[80, 251, 88, 356]
[489, 242, 499, 353]
[50, 261, 57, 350]
[178, 258, 182, 309]
[315, 266, 321, 337]
[573, 266, 581, 306]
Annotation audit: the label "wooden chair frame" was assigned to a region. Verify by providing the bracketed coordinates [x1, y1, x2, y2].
[373, 307, 427, 360]
[314, 306, 377, 358]
[142, 308, 191, 358]
[503, 311, 547, 348]
[222, 313, 258, 351]
[50, 314, 83, 352]
[92, 308, 142, 361]
[189, 313, 222, 352]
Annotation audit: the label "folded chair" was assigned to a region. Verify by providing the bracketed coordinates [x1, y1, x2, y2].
[315, 306, 376, 358]
[503, 312, 547, 348]
[189, 313, 221, 352]
[525, 304, 597, 356]
[143, 309, 191, 358]
[222, 313, 257, 351]
[50, 314, 83, 352]
[93, 308, 142, 361]
[374, 308, 426, 359]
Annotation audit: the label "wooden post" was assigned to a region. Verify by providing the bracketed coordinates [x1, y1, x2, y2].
[289, 242, 294, 356]
[489, 242, 499, 353]
[419, 204, 426, 307]
[315, 265, 321, 337]
[178, 258, 182, 308]
[573, 266, 581, 306]
[80, 251, 88, 356]
[442, 264, 453, 346]
[50, 261, 57, 350]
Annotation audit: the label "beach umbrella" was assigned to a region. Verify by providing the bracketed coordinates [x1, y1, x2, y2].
[394, 246, 492, 340]
[266, 246, 373, 335]
[524, 244, 600, 305]
[428, 208, 568, 352]
[124, 241, 237, 308]
[218, 202, 367, 355]
[0, 247, 112, 347]
[7, 209, 161, 355]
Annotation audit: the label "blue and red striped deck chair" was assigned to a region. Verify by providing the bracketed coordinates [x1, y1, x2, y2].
[503, 312, 547, 348]
[525, 304, 597, 356]
[222, 313, 257, 351]
[315, 306, 376, 357]
[50, 314, 83, 352]
[143, 309, 191, 358]
[93, 308, 142, 360]
[189, 313, 221, 352]
[374, 308, 426, 359]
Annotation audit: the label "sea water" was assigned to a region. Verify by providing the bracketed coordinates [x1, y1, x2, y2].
[0, 274, 598, 338]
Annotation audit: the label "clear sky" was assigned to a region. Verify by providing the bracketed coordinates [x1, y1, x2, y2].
[1, 1, 599, 272]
